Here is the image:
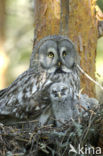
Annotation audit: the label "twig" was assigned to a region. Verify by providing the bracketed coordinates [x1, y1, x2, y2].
[82, 113, 93, 142]
[78, 104, 96, 115]
[7, 119, 39, 125]
[13, 153, 24, 156]
[15, 137, 29, 142]
[77, 64, 103, 90]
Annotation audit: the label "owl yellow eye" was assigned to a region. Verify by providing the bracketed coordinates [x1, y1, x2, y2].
[48, 52, 54, 58]
[63, 50, 66, 56]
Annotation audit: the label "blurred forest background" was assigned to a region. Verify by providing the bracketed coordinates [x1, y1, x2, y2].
[0, 0, 34, 88]
[0, 0, 103, 100]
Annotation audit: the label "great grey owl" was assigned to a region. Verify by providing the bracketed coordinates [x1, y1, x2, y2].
[0, 35, 80, 125]
[39, 81, 77, 126]
[77, 94, 99, 117]
[49, 82, 77, 127]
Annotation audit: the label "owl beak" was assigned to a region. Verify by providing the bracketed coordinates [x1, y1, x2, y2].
[58, 92, 62, 98]
[58, 61, 62, 67]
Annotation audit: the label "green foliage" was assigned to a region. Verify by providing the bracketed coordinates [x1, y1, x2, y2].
[96, 0, 103, 12]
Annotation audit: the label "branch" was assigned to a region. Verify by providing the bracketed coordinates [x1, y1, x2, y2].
[77, 64, 103, 90]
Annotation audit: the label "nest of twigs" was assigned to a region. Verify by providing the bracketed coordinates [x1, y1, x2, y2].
[0, 105, 103, 156]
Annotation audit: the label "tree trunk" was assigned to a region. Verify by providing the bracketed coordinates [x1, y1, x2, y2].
[0, 0, 8, 89]
[34, 0, 97, 97]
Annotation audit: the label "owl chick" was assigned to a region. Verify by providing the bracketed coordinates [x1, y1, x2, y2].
[49, 82, 77, 127]
[77, 94, 99, 116]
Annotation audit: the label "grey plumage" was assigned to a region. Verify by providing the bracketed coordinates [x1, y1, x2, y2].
[44, 83, 99, 127]
[30, 35, 80, 70]
[39, 75, 80, 126]
[0, 88, 8, 97]
[0, 69, 47, 118]
[49, 82, 77, 127]
[0, 35, 80, 125]
[77, 94, 99, 116]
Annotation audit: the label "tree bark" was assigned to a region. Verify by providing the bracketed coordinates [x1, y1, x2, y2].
[34, 0, 97, 97]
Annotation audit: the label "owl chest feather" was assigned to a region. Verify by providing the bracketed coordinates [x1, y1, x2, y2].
[52, 100, 73, 127]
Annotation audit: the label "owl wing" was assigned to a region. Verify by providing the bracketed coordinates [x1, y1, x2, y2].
[0, 88, 8, 97]
[0, 69, 52, 122]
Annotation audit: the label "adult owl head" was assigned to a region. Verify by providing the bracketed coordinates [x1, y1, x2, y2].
[30, 35, 79, 73]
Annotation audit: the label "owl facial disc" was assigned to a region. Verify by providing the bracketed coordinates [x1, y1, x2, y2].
[50, 82, 70, 102]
